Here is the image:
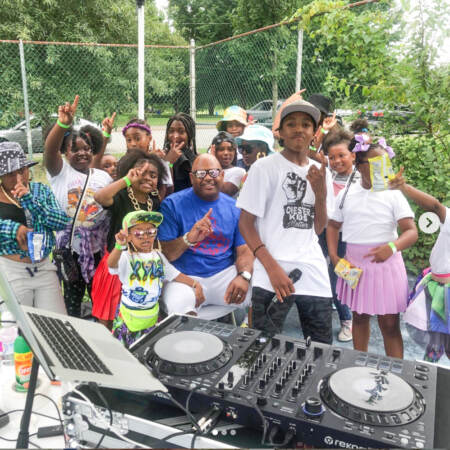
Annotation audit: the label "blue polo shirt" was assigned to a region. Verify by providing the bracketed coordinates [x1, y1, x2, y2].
[158, 188, 245, 277]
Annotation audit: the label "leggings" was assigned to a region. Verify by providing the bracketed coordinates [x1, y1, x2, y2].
[62, 251, 102, 317]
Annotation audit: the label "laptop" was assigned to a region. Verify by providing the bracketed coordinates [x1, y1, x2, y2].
[0, 269, 166, 393]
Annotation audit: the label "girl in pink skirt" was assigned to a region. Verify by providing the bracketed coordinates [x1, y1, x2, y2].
[326, 135, 418, 358]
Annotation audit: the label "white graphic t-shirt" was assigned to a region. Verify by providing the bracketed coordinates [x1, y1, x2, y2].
[48, 160, 112, 253]
[236, 152, 334, 297]
[109, 250, 180, 310]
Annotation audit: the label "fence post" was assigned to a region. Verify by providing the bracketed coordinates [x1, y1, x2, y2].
[189, 39, 196, 122]
[295, 28, 303, 92]
[137, 0, 145, 119]
[19, 40, 33, 158]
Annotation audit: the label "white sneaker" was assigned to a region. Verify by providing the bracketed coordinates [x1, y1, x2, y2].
[338, 320, 353, 342]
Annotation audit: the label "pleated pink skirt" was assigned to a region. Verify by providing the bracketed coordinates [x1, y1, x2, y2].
[336, 243, 409, 316]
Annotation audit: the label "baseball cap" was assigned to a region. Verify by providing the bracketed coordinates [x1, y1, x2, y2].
[122, 210, 163, 230]
[279, 100, 321, 129]
[235, 125, 274, 153]
[216, 106, 248, 131]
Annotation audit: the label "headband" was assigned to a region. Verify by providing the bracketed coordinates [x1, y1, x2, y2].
[122, 123, 151, 136]
[352, 134, 395, 159]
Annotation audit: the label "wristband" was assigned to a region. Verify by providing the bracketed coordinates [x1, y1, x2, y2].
[253, 243, 265, 256]
[115, 243, 127, 250]
[320, 127, 329, 135]
[102, 129, 111, 138]
[169, 163, 174, 168]
[123, 176, 132, 187]
[56, 119, 70, 129]
[309, 145, 317, 152]
[388, 241, 397, 255]
[183, 232, 196, 247]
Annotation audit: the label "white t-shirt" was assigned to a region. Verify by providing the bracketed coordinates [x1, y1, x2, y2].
[48, 160, 112, 253]
[430, 207, 449, 275]
[236, 152, 334, 297]
[224, 166, 246, 198]
[161, 160, 173, 186]
[331, 182, 414, 244]
[109, 250, 180, 310]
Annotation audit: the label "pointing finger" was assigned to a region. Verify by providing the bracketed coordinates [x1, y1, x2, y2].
[204, 208, 212, 219]
[72, 95, 79, 112]
[111, 111, 116, 123]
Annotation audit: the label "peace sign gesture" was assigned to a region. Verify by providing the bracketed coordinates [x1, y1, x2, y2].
[151, 139, 166, 159]
[102, 111, 116, 136]
[165, 140, 183, 164]
[322, 110, 337, 131]
[57, 95, 79, 127]
[306, 158, 327, 199]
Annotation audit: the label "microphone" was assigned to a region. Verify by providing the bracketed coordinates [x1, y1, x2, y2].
[271, 268, 302, 303]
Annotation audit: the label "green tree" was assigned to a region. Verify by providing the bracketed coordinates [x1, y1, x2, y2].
[168, 0, 237, 45]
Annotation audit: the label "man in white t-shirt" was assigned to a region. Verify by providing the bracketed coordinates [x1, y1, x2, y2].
[237, 100, 334, 343]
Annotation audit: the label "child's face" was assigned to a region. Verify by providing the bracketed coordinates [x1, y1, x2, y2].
[215, 141, 236, 169]
[226, 120, 245, 138]
[279, 112, 315, 154]
[239, 141, 265, 167]
[328, 143, 355, 175]
[66, 136, 93, 172]
[129, 223, 157, 252]
[167, 120, 188, 149]
[100, 155, 118, 179]
[133, 161, 159, 194]
[124, 127, 152, 152]
[357, 146, 386, 189]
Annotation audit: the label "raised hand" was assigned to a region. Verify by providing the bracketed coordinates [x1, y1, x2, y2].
[16, 225, 32, 251]
[115, 223, 128, 246]
[126, 167, 142, 186]
[11, 181, 29, 199]
[186, 208, 213, 244]
[306, 159, 327, 198]
[389, 167, 405, 190]
[102, 111, 116, 136]
[57, 95, 79, 127]
[165, 141, 183, 164]
[151, 139, 166, 159]
[323, 110, 337, 131]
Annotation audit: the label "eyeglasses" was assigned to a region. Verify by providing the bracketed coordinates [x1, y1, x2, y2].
[192, 168, 222, 179]
[238, 144, 257, 155]
[131, 229, 157, 238]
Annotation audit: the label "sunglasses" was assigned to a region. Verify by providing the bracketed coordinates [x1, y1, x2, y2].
[131, 229, 157, 239]
[238, 144, 257, 155]
[192, 168, 222, 179]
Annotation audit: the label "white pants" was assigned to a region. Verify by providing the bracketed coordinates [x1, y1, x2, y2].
[161, 265, 251, 319]
[0, 256, 67, 314]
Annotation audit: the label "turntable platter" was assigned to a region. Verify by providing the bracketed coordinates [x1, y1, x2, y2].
[154, 331, 224, 364]
[329, 367, 414, 412]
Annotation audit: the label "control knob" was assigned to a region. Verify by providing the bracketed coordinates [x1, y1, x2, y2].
[303, 397, 323, 417]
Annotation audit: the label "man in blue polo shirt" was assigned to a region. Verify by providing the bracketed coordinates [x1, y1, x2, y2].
[159, 154, 253, 318]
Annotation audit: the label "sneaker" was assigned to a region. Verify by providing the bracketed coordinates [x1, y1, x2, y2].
[338, 320, 353, 342]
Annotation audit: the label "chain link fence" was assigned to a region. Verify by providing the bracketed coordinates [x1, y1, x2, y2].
[0, 5, 371, 154]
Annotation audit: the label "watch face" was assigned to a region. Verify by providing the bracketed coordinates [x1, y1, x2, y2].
[240, 271, 251, 281]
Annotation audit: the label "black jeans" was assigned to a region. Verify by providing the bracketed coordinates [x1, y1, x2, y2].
[251, 286, 333, 344]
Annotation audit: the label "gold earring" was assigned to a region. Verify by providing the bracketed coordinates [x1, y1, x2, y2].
[257, 152, 265, 159]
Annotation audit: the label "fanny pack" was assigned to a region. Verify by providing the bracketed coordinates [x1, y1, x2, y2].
[119, 303, 159, 332]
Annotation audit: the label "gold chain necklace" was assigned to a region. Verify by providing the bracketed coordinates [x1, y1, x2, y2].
[0, 185, 22, 208]
[127, 186, 153, 211]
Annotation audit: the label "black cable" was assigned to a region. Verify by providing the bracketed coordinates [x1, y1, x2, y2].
[88, 383, 112, 449]
[0, 408, 60, 422]
[34, 394, 64, 429]
[266, 301, 278, 334]
[190, 429, 202, 448]
[28, 439, 41, 449]
[160, 429, 194, 443]
[240, 395, 269, 446]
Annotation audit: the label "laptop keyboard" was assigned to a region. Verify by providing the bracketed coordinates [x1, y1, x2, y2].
[28, 313, 112, 375]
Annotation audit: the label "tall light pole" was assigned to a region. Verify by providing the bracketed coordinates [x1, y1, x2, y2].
[137, 0, 145, 119]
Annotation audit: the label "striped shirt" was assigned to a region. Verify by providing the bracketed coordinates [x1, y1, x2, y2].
[0, 182, 70, 259]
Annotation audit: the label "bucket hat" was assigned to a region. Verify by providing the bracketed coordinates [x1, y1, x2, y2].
[307, 94, 332, 116]
[216, 106, 248, 131]
[122, 210, 163, 230]
[235, 125, 275, 153]
[0, 142, 38, 177]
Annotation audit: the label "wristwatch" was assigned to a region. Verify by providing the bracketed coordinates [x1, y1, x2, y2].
[239, 271, 252, 282]
[183, 232, 196, 247]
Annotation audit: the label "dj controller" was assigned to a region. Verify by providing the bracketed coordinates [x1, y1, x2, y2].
[132, 314, 437, 449]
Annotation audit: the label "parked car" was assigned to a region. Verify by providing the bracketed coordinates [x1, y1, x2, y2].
[0, 115, 100, 153]
[246, 99, 285, 123]
[357, 105, 417, 131]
